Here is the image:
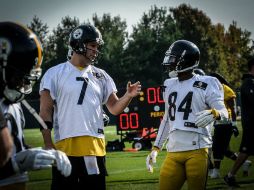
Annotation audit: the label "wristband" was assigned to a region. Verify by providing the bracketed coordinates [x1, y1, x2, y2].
[40, 121, 53, 131]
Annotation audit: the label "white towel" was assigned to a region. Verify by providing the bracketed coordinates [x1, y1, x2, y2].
[83, 156, 100, 175]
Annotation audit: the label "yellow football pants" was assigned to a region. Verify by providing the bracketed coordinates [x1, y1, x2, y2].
[159, 148, 208, 190]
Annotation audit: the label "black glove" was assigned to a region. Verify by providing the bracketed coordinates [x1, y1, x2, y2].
[232, 122, 239, 137]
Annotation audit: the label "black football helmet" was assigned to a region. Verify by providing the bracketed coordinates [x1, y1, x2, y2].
[0, 22, 43, 103]
[162, 40, 200, 78]
[210, 72, 230, 86]
[69, 24, 104, 63]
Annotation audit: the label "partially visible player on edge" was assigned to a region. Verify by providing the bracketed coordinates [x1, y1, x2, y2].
[0, 22, 71, 190]
[146, 40, 228, 190]
[39, 24, 141, 190]
[208, 72, 251, 179]
[224, 57, 254, 187]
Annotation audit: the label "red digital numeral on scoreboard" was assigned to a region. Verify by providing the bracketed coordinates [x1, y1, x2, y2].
[119, 113, 139, 130]
[147, 87, 164, 104]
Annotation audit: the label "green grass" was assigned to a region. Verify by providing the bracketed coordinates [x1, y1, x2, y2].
[24, 124, 254, 190]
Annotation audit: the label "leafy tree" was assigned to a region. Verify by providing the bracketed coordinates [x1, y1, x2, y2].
[170, 4, 216, 73]
[27, 16, 49, 99]
[45, 16, 80, 71]
[27, 15, 49, 50]
[92, 13, 129, 88]
[125, 5, 181, 87]
[170, 4, 254, 89]
[223, 21, 253, 88]
[26, 5, 254, 91]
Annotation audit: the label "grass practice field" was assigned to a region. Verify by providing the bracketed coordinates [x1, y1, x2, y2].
[24, 123, 254, 190]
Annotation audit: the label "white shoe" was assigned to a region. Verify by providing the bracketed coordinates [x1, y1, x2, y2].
[242, 160, 252, 177]
[210, 169, 220, 179]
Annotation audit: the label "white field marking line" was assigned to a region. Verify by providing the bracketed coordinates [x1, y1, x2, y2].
[108, 166, 158, 174]
[104, 130, 116, 134]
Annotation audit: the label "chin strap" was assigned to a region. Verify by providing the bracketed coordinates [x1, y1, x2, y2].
[21, 99, 48, 129]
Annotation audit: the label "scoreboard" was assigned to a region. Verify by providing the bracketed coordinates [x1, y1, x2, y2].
[116, 86, 165, 131]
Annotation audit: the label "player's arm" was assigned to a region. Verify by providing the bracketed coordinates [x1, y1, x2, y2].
[227, 96, 239, 136]
[0, 128, 13, 168]
[146, 106, 170, 172]
[0, 108, 13, 167]
[106, 81, 141, 115]
[195, 78, 228, 128]
[210, 81, 229, 122]
[152, 81, 170, 149]
[227, 97, 237, 123]
[39, 90, 55, 149]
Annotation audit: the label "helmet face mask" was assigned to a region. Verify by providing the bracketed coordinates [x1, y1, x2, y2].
[0, 22, 43, 103]
[162, 40, 200, 77]
[162, 55, 178, 78]
[69, 24, 104, 64]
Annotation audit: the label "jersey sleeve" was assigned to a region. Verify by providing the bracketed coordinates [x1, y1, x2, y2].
[39, 68, 57, 100]
[101, 70, 117, 104]
[154, 79, 171, 149]
[154, 107, 170, 149]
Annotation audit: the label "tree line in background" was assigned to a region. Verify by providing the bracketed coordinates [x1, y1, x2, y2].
[27, 4, 254, 99]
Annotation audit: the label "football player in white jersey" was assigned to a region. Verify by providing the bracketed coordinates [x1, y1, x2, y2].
[39, 24, 141, 190]
[146, 40, 228, 190]
[0, 22, 71, 189]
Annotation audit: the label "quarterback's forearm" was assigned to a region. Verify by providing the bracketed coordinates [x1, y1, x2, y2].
[107, 92, 132, 115]
[39, 89, 54, 122]
[41, 129, 55, 149]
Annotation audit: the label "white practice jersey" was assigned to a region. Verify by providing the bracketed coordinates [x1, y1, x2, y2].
[154, 74, 228, 152]
[40, 62, 117, 142]
[0, 100, 28, 186]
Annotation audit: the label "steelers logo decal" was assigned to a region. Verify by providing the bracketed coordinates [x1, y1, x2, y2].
[0, 38, 12, 56]
[72, 28, 83, 39]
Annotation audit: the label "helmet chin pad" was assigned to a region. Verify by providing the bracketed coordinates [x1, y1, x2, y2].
[168, 70, 178, 78]
[3, 86, 26, 103]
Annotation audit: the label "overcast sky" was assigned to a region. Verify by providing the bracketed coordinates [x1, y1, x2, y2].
[0, 0, 253, 39]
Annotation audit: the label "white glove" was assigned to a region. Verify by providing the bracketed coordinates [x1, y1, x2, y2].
[195, 109, 219, 128]
[14, 147, 56, 173]
[146, 149, 158, 173]
[103, 112, 110, 127]
[49, 149, 72, 177]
